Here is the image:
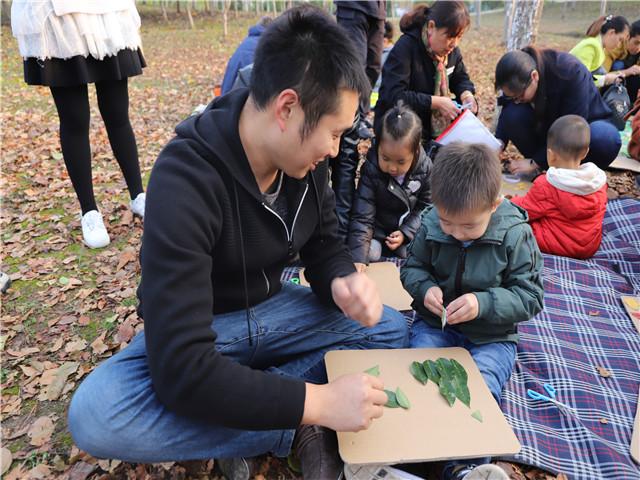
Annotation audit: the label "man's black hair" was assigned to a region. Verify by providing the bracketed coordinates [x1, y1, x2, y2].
[251, 5, 370, 138]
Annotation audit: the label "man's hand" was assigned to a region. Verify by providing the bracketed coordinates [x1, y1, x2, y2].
[507, 158, 538, 175]
[332, 272, 383, 327]
[385, 231, 404, 251]
[446, 293, 479, 325]
[423, 286, 444, 316]
[302, 374, 387, 432]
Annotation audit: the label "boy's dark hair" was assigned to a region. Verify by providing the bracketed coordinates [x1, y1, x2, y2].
[586, 15, 629, 37]
[251, 5, 370, 139]
[631, 19, 640, 38]
[547, 115, 590, 159]
[400, 1, 470, 37]
[431, 143, 501, 214]
[375, 101, 422, 166]
[384, 20, 394, 40]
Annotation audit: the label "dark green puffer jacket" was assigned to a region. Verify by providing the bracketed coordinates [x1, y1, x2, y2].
[401, 200, 544, 344]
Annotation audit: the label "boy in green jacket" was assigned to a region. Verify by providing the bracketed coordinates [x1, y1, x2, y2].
[400, 142, 544, 479]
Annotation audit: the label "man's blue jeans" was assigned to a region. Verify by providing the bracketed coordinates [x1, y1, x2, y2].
[409, 320, 517, 404]
[68, 283, 408, 463]
[495, 102, 621, 170]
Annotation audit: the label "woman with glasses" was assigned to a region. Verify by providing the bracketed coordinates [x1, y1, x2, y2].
[374, 1, 478, 144]
[494, 46, 621, 176]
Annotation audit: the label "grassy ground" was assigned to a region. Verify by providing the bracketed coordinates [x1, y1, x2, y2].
[1, 3, 639, 479]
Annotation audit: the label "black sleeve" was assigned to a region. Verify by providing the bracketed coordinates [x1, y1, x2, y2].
[380, 36, 434, 118]
[399, 159, 432, 243]
[348, 158, 378, 264]
[141, 140, 305, 430]
[300, 162, 356, 302]
[449, 49, 475, 100]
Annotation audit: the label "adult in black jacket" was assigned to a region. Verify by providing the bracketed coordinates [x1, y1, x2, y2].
[495, 46, 621, 175]
[68, 7, 408, 480]
[374, 1, 477, 144]
[349, 104, 432, 266]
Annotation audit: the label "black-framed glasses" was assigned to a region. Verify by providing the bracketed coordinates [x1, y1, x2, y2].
[502, 71, 534, 103]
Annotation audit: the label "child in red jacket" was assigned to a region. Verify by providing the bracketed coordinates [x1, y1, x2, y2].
[510, 115, 608, 259]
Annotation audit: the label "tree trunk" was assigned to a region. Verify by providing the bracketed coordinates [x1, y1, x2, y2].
[2, 0, 12, 25]
[600, 0, 607, 16]
[505, 0, 544, 51]
[176, 0, 180, 13]
[503, 0, 514, 46]
[186, 1, 195, 28]
[475, 0, 481, 29]
[223, 0, 231, 37]
[161, 1, 169, 22]
[272, 0, 277, 15]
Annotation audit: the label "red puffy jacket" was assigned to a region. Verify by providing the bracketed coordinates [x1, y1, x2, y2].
[510, 174, 607, 259]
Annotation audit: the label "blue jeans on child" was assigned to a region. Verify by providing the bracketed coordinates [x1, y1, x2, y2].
[68, 282, 409, 463]
[495, 102, 621, 170]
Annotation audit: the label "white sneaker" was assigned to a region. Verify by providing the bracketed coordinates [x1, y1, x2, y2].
[457, 464, 509, 480]
[130, 192, 146, 218]
[81, 210, 110, 249]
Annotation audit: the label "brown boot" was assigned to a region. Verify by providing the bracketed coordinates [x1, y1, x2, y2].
[292, 425, 344, 480]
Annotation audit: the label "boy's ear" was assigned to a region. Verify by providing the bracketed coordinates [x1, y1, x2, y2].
[581, 146, 590, 161]
[274, 89, 299, 132]
[491, 197, 502, 213]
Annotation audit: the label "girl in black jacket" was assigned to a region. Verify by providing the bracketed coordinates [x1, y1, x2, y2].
[349, 103, 432, 269]
[374, 1, 477, 143]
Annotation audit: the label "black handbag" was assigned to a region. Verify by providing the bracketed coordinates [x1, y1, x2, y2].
[602, 77, 631, 131]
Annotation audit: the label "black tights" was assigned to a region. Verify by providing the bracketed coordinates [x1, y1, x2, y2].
[50, 79, 143, 215]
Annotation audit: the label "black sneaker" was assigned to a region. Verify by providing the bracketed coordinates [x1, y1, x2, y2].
[216, 457, 259, 480]
[293, 425, 344, 479]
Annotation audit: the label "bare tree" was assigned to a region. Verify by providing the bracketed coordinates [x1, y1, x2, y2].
[475, 0, 481, 28]
[223, 0, 231, 37]
[161, 0, 169, 22]
[505, 0, 544, 51]
[186, 1, 195, 28]
[176, 0, 180, 14]
[600, 0, 607, 16]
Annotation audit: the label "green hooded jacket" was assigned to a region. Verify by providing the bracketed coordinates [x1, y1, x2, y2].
[400, 200, 544, 344]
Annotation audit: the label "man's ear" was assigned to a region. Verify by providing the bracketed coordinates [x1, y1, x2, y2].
[274, 89, 299, 132]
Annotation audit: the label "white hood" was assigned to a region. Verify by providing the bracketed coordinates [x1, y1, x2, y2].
[546, 162, 607, 196]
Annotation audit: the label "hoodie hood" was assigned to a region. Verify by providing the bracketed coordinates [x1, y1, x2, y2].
[175, 88, 265, 203]
[424, 200, 529, 245]
[247, 23, 266, 37]
[546, 162, 607, 196]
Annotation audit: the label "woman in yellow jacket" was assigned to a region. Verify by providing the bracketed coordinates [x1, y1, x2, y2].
[570, 15, 637, 88]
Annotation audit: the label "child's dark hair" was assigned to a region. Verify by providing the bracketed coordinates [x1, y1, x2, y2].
[631, 19, 640, 38]
[586, 15, 629, 37]
[399, 1, 470, 38]
[547, 115, 590, 159]
[384, 20, 394, 41]
[431, 143, 501, 214]
[375, 101, 423, 166]
[251, 5, 370, 139]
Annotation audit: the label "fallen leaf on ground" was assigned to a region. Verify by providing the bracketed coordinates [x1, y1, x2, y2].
[1, 448, 13, 475]
[28, 416, 54, 447]
[45, 361, 79, 400]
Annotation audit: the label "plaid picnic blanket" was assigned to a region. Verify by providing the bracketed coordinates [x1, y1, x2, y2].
[282, 198, 640, 479]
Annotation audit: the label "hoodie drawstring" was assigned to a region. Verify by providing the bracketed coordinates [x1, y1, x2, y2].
[232, 181, 253, 346]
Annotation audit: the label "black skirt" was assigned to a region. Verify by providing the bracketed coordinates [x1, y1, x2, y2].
[23, 48, 146, 87]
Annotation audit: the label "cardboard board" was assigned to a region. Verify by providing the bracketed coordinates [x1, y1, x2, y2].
[500, 176, 533, 198]
[325, 348, 521, 465]
[610, 155, 640, 173]
[621, 296, 640, 333]
[632, 388, 640, 464]
[299, 262, 414, 311]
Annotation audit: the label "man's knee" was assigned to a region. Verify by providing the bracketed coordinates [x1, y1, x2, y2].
[379, 305, 410, 347]
[589, 119, 622, 168]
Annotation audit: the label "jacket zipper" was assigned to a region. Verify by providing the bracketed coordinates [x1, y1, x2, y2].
[262, 269, 270, 296]
[262, 182, 309, 273]
[454, 246, 467, 298]
[388, 180, 411, 227]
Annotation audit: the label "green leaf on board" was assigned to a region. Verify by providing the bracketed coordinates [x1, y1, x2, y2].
[410, 361, 428, 385]
[364, 365, 380, 377]
[471, 410, 483, 422]
[395, 387, 411, 409]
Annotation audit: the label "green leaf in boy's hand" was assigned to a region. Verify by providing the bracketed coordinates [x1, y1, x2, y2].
[395, 387, 411, 409]
[364, 365, 380, 377]
[410, 361, 428, 385]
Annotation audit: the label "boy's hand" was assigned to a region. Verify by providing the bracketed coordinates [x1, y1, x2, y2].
[385, 231, 404, 251]
[446, 293, 479, 325]
[423, 286, 444, 316]
[332, 273, 383, 327]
